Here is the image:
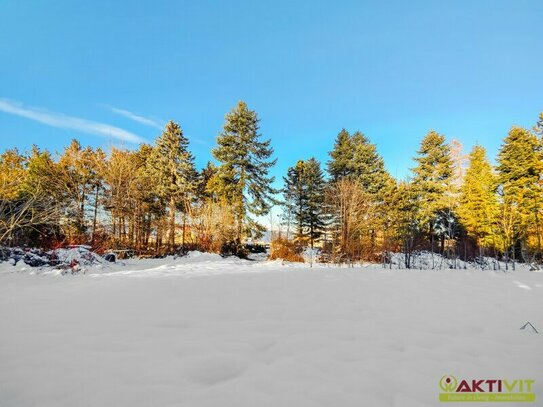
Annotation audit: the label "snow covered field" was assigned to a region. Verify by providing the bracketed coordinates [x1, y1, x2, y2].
[1, 254, 542, 406]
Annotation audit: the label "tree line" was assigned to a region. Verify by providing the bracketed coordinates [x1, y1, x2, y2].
[1, 102, 542, 265]
[282, 114, 543, 267]
[0, 101, 276, 257]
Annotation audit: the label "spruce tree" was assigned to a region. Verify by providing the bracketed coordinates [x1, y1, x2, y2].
[496, 126, 543, 258]
[283, 161, 305, 242]
[303, 158, 326, 248]
[390, 180, 420, 268]
[327, 129, 393, 259]
[282, 158, 325, 248]
[147, 120, 197, 250]
[196, 161, 217, 201]
[458, 146, 498, 254]
[350, 131, 389, 194]
[132, 144, 158, 249]
[411, 131, 455, 252]
[327, 130, 389, 194]
[211, 101, 278, 240]
[327, 129, 353, 181]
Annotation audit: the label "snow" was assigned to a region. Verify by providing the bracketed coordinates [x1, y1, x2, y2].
[51, 246, 106, 269]
[1, 255, 542, 406]
[388, 250, 523, 270]
[0, 246, 106, 274]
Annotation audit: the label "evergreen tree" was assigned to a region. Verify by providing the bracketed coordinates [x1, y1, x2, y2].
[303, 158, 326, 248]
[0, 148, 26, 201]
[57, 140, 102, 240]
[327, 129, 393, 259]
[0, 149, 27, 244]
[131, 144, 158, 249]
[458, 146, 498, 254]
[350, 131, 389, 195]
[147, 120, 197, 250]
[327, 129, 353, 181]
[196, 161, 218, 201]
[327, 130, 389, 194]
[282, 158, 325, 248]
[24, 146, 58, 198]
[390, 180, 421, 268]
[411, 131, 455, 252]
[496, 126, 543, 258]
[282, 161, 305, 241]
[23, 146, 63, 245]
[211, 101, 278, 240]
[83, 147, 106, 246]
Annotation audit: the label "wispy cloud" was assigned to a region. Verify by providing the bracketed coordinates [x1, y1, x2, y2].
[0, 98, 146, 144]
[103, 104, 163, 130]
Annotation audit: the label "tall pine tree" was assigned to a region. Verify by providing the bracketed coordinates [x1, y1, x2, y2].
[282, 158, 325, 248]
[211, 101, 277, 240]
[327, 129, 353, 181]
[411, 131, 455, 253]
[327, 129, 392, 259]
[304, 158, 326, 248]
[496, 126, 543, 259]
[327, 129, 389, 194]
[147, 121, 196, 250]
[283, 161, 305, 241]
[350, 131, 389, 195]
[389, 180, 420, 268]
[458, 146, 498, 255]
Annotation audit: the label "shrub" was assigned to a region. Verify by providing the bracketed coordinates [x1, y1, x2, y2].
[269, 238, 304, 262]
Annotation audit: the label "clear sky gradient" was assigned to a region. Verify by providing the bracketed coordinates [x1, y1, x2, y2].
[1, 0, 542, 186]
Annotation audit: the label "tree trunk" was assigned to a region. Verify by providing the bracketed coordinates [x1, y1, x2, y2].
[534, 195, 541, 262]
[182, 212, 186, 247]
[169, 197, 176, 251]
[112, 216, 116, 243]
[236, 199, 243, 243]
[310, 220, 314, 249]
[155, 223, 160, 254]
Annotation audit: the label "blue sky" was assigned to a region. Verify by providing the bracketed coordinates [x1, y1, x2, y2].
[1, 0, 542, 186]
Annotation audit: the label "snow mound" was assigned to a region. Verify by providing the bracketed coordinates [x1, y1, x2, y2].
[49, 246, 105, 271]
[0, 246, 107, 274]
[181, 250, 223, 262]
